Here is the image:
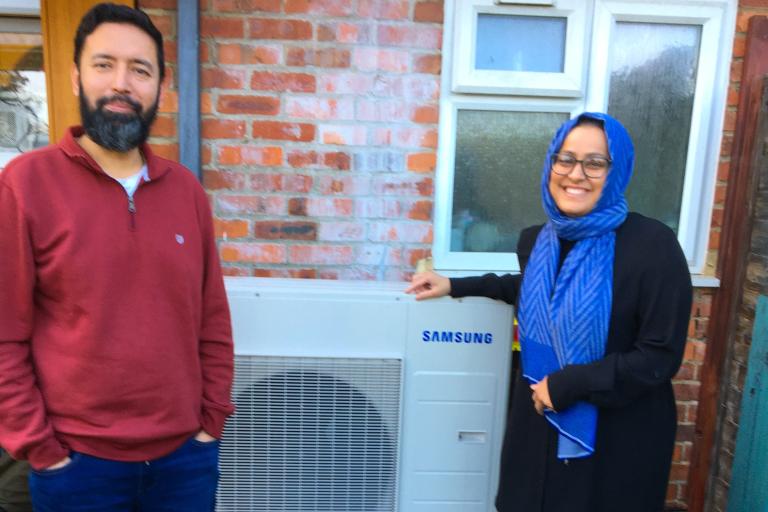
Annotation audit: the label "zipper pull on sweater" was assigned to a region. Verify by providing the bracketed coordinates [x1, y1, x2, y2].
[128, 196, 137, 229]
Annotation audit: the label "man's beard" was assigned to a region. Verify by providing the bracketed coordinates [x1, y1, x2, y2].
[79, 85, 158, 152]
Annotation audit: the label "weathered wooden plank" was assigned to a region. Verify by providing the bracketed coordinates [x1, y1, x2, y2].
[727, 295, 768, 512]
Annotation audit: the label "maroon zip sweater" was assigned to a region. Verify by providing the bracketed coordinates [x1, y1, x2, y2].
[0, 127, 234, 469]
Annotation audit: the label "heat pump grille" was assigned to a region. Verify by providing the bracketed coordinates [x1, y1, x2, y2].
[217, 355, 402, 512]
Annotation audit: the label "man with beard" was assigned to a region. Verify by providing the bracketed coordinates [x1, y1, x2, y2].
[0, 4, 234, 511]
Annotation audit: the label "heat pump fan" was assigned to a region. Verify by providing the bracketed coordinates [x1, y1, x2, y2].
[217, 356, 402, 512]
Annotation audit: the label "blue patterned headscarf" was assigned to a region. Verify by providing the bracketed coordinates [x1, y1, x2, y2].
[517, 112, 634, 458]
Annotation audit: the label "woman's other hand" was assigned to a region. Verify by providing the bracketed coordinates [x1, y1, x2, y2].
[405, 271, 451, 300]
[530, 376, 555, 415]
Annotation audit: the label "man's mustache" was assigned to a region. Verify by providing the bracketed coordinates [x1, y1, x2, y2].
[95, 94, 142, 115]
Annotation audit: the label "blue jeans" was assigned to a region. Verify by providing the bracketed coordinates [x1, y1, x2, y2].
[28, 436, 219, 512]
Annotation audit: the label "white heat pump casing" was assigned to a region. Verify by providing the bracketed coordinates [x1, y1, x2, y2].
[223, 277, 513, 512]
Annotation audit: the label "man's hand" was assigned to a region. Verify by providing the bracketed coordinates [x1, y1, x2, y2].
[45, 456, 72, 470]
[405, 271, 451, 300]
[530, 377, 555, 416]
[194, 430, 217, 443]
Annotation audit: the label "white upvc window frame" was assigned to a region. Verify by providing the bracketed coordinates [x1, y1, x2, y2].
[435, 0, 737, 280]
[452, 0, 591, 97]
[0, 0, 39, 16]
[496, 0, 556, 5]
[585, 0, 735, 274]
[433, 98, 582, 273]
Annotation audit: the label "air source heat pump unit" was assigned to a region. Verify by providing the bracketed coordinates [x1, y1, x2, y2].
[219, 277, 513, 512]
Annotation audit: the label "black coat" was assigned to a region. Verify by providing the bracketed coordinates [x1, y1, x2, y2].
[450, 213, 693, 512]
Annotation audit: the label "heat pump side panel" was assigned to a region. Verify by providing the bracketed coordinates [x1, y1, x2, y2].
[400, 299, 513, 512]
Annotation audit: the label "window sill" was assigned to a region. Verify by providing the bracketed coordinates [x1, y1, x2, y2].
[691, 275, 720, 288]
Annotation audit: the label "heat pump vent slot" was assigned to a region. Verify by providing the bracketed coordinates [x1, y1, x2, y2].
[217, 355, 402, 512]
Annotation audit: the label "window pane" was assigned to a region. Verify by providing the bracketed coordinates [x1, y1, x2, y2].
[451, 110, 565, 253]
[475, 14, 566, 72]
[607, 22, 701, 233]
[0, 27, 48, 168]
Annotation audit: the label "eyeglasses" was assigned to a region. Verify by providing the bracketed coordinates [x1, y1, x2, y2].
[550, 153, 612, 179]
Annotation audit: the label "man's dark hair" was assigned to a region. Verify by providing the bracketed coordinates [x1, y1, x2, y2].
[74, 2, 165, 82]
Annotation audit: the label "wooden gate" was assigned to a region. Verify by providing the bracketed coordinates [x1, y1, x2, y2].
[728, 295, 768, 512]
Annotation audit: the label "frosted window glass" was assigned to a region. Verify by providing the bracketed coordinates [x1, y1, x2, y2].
[475, 14, 566, 73]
[607, 22, 701, 233]
[451, 110, 567, 253]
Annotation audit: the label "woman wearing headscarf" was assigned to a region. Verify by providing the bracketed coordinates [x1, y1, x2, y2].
[406, 112, 692, 512]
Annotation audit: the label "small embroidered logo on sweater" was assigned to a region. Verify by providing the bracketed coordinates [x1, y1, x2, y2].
[175, 234, 185, 245]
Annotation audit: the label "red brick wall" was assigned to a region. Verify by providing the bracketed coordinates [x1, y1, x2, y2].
[668, 289, 713, 509]
[706, 0, 759, 263]
[141, 0, 180, 161]
[141, 0, 441, 280]
[136, 1, 738, 509]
